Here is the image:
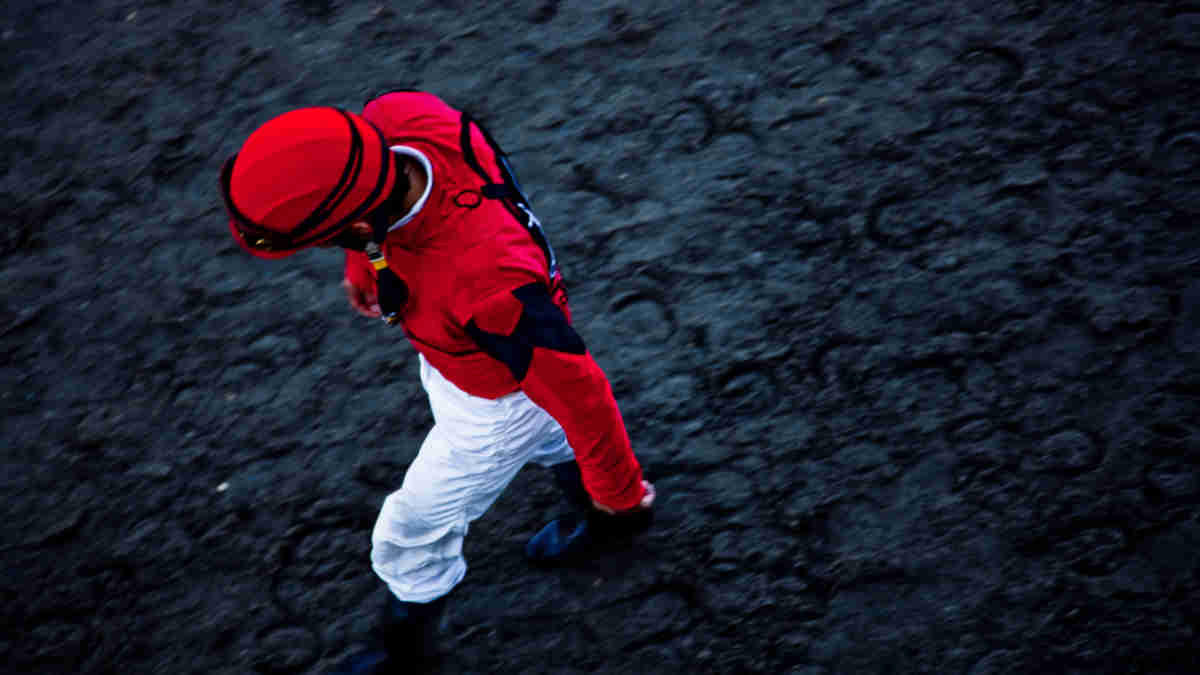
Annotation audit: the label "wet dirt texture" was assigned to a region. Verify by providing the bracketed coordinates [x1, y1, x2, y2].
[3, 0, 1200, 673]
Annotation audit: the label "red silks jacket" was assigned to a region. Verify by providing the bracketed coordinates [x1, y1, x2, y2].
[343, 91, 646, 511]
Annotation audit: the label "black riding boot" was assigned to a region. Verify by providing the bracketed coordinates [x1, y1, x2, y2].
[329, 592, 447, 674]
[525, 461, 652, 565]
[525, 460, 593, 563]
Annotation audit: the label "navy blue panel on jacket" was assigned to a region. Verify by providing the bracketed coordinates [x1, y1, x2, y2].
[464, 282, 586, 382]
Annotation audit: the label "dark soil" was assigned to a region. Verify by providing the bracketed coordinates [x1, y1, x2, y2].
[3, 1, 1199, 673]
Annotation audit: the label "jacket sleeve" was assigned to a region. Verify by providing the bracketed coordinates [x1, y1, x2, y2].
[465, 283, 646, 511]
[344, 249, 377, 294]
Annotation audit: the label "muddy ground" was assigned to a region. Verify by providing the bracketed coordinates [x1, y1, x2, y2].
[3, 1, 1200, 673]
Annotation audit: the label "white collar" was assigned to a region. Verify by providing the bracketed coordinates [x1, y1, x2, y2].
[387, 145, 433, 231]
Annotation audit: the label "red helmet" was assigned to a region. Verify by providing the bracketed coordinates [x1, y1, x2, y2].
[219, 107, 397, 259]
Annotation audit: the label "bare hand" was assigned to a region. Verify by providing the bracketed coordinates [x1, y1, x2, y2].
[592, 480, 655, 515]
[342, 279, 381, 318]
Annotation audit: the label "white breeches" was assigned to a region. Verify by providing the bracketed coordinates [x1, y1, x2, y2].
[370, 355, 575, 603]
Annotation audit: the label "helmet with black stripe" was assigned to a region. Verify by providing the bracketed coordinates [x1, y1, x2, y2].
[219, 107, 399, 258]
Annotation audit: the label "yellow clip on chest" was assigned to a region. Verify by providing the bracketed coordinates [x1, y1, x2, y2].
[365, 242, 406, 325]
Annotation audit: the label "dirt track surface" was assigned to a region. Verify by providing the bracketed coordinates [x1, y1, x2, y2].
[4, 1, 1200, 673]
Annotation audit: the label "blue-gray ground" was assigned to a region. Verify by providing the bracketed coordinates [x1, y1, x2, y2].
[2, 1, 1199, 673]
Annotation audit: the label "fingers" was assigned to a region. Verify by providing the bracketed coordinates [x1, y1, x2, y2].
[591, 480, 655, 514]
[639, 480, 656, 509]
[342, 279, 382, 318]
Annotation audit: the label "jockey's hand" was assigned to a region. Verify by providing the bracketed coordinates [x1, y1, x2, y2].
[592, 480, 656, 515]
[342, 279, 381, 318]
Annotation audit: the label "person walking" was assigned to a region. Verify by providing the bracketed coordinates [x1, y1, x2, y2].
[219, 91, 655, 673]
